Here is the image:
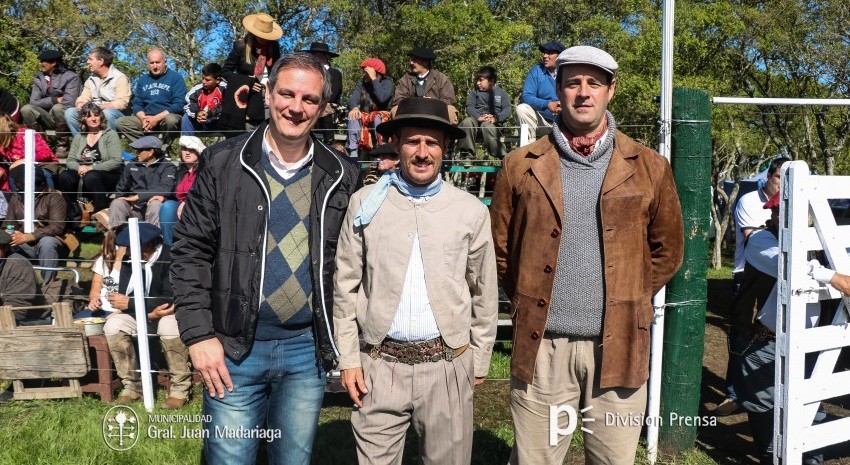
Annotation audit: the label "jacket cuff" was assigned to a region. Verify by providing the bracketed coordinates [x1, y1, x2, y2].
[336, 352, 362, 371]
[182, 333, 217, 347]
[473, 347, 493, 378]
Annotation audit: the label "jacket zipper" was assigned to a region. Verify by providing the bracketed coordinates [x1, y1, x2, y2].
[238, 128, 270, 317]
[316, 140, 343, 358]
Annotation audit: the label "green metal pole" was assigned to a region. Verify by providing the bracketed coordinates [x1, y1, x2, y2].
[659, 87, 711, 453]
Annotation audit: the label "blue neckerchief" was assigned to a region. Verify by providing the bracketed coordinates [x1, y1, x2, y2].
[354, 171, 442, 227]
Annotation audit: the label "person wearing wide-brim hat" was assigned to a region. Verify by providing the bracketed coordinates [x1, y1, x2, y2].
[391, 47, 459, 124]
[359, 143, 399, 185]
[302, 42, 344, 143]
[222, 13, 282, 129]
[334, 95, 498, 464]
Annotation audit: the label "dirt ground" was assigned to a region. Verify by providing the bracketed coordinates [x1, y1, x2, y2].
[697, 277, 850, 464]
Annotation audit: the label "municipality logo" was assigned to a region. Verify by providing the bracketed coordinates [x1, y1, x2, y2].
[103, 405, 140, 451]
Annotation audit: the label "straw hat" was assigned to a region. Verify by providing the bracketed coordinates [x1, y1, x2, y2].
[242, 13, 283, 41]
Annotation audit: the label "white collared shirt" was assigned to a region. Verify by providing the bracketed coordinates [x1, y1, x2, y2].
[262, 126, 314, 180]
[386, 231, 441, 342]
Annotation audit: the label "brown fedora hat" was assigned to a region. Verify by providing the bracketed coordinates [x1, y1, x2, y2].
[242, 13, 283, 41]
[377, 97, 464, 140]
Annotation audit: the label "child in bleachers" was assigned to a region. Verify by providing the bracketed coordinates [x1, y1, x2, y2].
[181, 63, 226, 135]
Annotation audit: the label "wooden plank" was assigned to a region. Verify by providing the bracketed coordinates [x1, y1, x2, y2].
[13, 385, 82, 400]
[0, 329, 89, 378]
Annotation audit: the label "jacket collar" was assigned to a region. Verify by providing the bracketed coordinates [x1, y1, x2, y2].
[241, 121, 342, 178]
[527, 129, 641, 224]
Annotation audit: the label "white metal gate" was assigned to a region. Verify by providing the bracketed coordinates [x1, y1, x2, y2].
[777, 161, 850, 464]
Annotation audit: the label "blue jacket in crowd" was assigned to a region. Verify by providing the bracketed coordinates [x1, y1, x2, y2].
[520, 64, 558, 123]
[131, 69, 187, 116]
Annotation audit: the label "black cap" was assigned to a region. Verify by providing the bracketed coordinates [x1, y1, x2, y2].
[38, 50, 63, 61]
[538, 41, 566, 54]
[370, 144, 398, 158]
[115, 223, 162, 247]
[301, 42, 339, 58]
[408, 47, 436, 61]
[376, 97, 464, 140]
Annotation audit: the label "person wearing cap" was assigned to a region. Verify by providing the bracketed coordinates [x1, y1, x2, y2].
[334, 96, 497, 464]
[159, 135, 204, 246]
[733, 191, 824, 465]
[718, 156, 791, 417]
[101, 223, 192, 409]
[346, 57, 394, 157]
[303, 42, 344, 144]
[515, 40, 565, 138]
[116, 48, 187, 145]
[360, 143, 399, 185]
[392, 47, 458, 123]
[2, 161, 69, 285]
[457, 66, 513, 159]
[104, 135, 177, 229]
[0, 86, 22, 123]
[0, 229, 50, 325]
[170, 52, 360, 464]
[66, 46, 132, 137]
[491, 45, 684, 464]
[20, 49, 81, 158]
[223, 13, 282, 129]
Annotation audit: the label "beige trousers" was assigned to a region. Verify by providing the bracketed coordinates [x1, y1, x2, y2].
[509, 335, 647, 465]
[351, 348, 474, 465]
[103, 312, 179, 338]
[514, 103, 553, 139]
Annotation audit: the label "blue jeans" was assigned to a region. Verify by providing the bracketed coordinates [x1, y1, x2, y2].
[65, 107, 124, 136]
[202, 331, 326, 465]
[159, 200, 179, 246]
[181, 113, 219, 135]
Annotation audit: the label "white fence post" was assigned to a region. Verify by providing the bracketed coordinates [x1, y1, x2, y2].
[128, 218, 156, 412]
[23, 129, 35, 233]
[520, 123, 531, 147]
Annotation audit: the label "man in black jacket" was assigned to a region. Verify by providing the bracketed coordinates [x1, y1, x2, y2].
[171, 53, 359, 465]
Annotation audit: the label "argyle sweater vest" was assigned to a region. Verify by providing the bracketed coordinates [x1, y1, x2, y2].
[254, 155, 314, 340]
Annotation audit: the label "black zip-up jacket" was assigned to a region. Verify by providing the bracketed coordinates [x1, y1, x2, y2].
[170, 123, 360, 369]
[115, 156, 178, 205]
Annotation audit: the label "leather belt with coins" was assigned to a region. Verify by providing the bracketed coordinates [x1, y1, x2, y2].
[366, 338, 468, 365]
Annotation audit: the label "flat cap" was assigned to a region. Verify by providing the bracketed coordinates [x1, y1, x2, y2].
[538, 41, 565, 54]
[129, 135, 163, 150]
[556, 45, 618, 77]
[115, 223, 162, 247]
[408, 47, 436, 61]
[38, 50, 63, 61]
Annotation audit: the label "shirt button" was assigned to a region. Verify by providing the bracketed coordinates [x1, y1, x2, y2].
[551, 229, 560, 238]
[531, 331, 540, 340]
[537, 298, 547, 307]
[543, 265, 553, 273]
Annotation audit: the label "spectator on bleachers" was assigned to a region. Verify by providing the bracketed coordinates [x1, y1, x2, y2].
[159, 136, 203, 246]
[181, 63, 227, 136]
[0, 86, 22, 123]
[0, 229, 49, 325]
[100, 135, 176, 229]
[20, 49, 81, 158]
[222, 13, 282, 130]
[56, 102, 124, 225]
[103, 223, 191, 409]
[76, 226, 124, 318]
[515, 40, 565, 138]
[346, 57, 394, 158]
[116, 48, 186, 145]
[2, 162, 68, 284]
[0, 113, 58, 191]
[392, 47, 458, 123]
[66, 46, 131, 137]
[303, 42, 343, 144]
[361, 143, 399, 185]
[457, 66, 512, 159]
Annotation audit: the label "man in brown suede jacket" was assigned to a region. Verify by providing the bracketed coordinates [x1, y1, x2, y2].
[490, 45, 684, 465]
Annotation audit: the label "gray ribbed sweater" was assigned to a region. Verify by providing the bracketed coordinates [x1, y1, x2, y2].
[546, 113, 616, 336]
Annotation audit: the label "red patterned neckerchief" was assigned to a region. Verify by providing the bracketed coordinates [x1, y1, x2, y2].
[561, 119, 608, 156]
[253, 43, 273, 78]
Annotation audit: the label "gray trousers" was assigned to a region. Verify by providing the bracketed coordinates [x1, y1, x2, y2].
[20, 103, 69, 146]
[351, 348, 474, 465]
[108, 198, 163, 229]
[456, 117, 504, 159]
[14, 235, 69, 283]
[115, 113, 182, 144]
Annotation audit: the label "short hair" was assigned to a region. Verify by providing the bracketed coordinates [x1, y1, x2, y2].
[267, 53, 332, 105]
[201, 63, 222, 79]
[90, 46, 114, 67]
[78, 102, 107, 132]
[767, 157, 792, 176]
[474, 66, 497, 83]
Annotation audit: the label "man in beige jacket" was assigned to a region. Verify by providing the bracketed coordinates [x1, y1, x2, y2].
[334, 96, 498, 465]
